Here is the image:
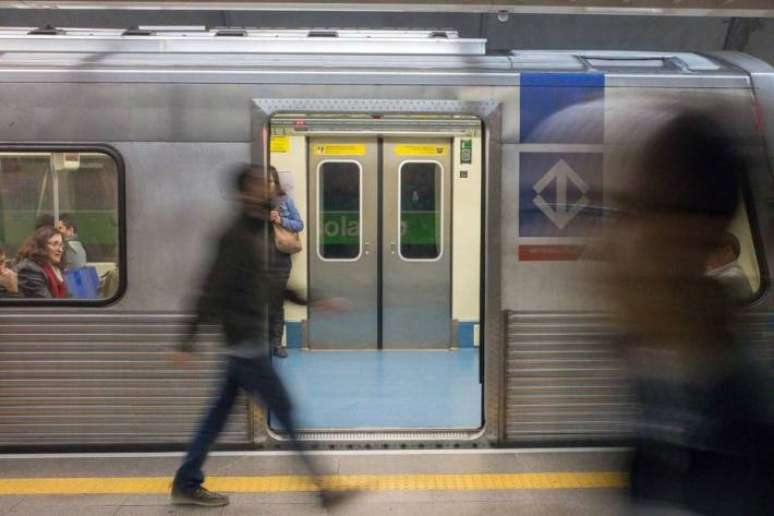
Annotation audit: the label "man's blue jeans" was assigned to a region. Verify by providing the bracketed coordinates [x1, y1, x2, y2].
[174, 355, 301, 490]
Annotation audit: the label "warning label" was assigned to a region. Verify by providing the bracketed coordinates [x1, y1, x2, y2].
[270, 135, 290, 153]
[395, 144, 447, 157]
[314, 144, 366, 156]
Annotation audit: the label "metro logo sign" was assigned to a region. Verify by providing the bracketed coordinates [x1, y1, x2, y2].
[519, 152, 602, 238]
[518, 72, 605, 244]
[532, 158, 590, 230]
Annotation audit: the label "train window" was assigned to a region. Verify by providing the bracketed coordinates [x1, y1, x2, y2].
[712, 199, 761, 303]
[399, 161, 442, 260]
[0, 150, 123, 303]
[318, 161, 361, 260]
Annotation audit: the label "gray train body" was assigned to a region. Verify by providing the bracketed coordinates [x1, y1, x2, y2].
[0, 29, 772, 448]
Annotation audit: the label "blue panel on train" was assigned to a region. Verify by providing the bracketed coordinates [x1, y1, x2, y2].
[519, 152, 603, 237]
[520, 73, 604, 143]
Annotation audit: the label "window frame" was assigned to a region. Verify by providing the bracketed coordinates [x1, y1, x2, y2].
[0, 144, 127, 307]
[737, 165, 770, 305]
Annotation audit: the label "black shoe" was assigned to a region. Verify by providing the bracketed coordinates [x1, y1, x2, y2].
[319, 489, 358, 512]
[171, 484, 229, 507]
[273, 345, 288, 358]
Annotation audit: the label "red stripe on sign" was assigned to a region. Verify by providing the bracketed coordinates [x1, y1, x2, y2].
[518, 245, 585, 261]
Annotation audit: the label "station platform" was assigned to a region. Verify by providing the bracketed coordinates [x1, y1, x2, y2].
[0, 448, 628, 515]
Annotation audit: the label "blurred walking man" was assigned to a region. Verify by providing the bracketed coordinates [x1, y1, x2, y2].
[171, 164, 347, 509]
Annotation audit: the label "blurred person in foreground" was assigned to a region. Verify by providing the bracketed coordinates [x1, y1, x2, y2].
[601, 109, 773, 515]
[171, 164, 352, 509]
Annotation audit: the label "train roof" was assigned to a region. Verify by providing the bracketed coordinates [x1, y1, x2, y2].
[0, 27, 763, 87]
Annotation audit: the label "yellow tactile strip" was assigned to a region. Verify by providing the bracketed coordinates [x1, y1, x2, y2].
[0, 472, 626, 495]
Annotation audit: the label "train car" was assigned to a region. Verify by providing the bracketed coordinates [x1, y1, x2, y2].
[0, 27, 772, 449]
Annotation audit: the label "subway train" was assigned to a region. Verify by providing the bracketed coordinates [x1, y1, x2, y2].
[0, 27, 772, 449]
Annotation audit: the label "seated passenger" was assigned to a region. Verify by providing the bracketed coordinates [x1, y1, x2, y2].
[57, 213, 88, 270]
[15, 226, 68, 299]
[705, 232, 753, 301]
[0, 245, 18, 297]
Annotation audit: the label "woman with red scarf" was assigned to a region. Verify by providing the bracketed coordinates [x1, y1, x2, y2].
[16, 225, 68, 298]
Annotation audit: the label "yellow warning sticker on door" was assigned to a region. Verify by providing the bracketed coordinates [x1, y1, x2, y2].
[270, 135, 290, 153]
[395, 144, 448, 157]
[313, 144, 366, 156]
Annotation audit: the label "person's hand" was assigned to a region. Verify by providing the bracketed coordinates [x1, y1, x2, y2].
[0, 268, 17, 294]
[312, 297, 352, 313]
[270, 210, 281, 224]
[169, 350, 192, 367]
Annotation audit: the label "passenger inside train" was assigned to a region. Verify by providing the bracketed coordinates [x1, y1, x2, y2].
[14, 225, 68, 298]
[0, 151, 121, 300]
[57, 213, 88, 271]
[0, 244, 18, 297]
[706, 231, 754, 301]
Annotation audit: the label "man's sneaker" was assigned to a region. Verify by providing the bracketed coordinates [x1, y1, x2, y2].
[273, 345, 288, 358]
[171, 485, 229, 507]
[319, 489, 359, 512]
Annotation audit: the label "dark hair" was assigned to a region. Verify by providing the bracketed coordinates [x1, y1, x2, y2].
[268, 166, 287, 197]
[0, 244, 5, 259]
[35, 214, 55, 230]
[719, 232, 742, 259]
[59, 213, 77, 232]
[233, 163, 267, 194]
[17, 226, 62, 266]
[633, 110, 743, 219]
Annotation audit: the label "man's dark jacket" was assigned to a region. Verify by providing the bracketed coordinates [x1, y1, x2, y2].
[179, 214, 304, 352]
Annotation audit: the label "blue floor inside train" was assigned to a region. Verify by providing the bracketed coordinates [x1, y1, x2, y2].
[272, 349, 482, 430]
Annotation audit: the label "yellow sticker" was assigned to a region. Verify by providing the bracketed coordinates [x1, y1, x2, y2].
[395, 144, 448, 157]
[313, 144, 366, 156]
[270, 135, 290, 153]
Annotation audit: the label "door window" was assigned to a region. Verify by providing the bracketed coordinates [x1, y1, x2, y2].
[318, 161, 361, 260]
[399, 161, 442, 260]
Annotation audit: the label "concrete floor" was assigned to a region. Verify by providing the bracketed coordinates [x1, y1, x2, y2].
[0, 449, 630, 516]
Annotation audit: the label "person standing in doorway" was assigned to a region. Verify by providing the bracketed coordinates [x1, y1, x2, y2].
[268, 166, 304, 358]
[170, 163, 349, 509]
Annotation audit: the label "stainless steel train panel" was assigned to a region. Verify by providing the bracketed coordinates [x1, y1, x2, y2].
[111, 142, 248, 312]
[382, 138, 453, 349]
[308, 138, 379, 349]
[504, 312, 634, 442]
[0, 313, 251, 446]
[0, 42, 769, 447]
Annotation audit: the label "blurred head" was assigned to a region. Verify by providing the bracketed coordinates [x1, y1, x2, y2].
[57, 213, 77, 238]
[234, 164, 271, 220]
[22, 226, 64, 266]
[604, 109, 745, 342]
[268, 166, 286, 199]
[0, 245, 6, 273]
[35, 214, 55, 230]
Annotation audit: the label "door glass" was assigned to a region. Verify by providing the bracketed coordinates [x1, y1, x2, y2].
[400, 161, 442, 260]
[319, 161, 361, 260]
